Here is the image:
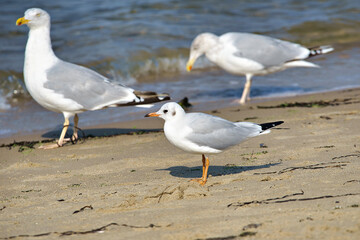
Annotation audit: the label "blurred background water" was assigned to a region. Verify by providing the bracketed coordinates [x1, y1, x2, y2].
[0, 0, 359, 138]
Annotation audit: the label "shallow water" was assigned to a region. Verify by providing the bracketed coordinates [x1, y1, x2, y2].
[0, 0, 360, 138]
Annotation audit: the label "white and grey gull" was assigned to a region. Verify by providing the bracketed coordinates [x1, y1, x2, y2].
[145, 102, 283, 185]
[16, 8, 169, 149]
[186, 32, 333, 104]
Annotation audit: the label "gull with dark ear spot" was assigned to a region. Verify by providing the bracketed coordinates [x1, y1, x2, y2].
[16, 8, 170, 149]
[145, 102, 283, 185]
[186, 32, 333, 104]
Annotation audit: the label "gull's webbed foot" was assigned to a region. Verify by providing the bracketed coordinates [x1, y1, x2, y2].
[190, 178, 207, 186]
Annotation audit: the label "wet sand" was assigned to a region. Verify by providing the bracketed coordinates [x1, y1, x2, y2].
[1, 88, 360, 239]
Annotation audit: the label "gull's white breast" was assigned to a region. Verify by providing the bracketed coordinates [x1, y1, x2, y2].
[164, 120, 222, 154]
[24, 28, 84, 113]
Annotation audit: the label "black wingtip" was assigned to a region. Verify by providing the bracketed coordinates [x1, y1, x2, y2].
[259, 121, 284, 131]
[114, 91, 170, 107]
[159, 95, 171, 101]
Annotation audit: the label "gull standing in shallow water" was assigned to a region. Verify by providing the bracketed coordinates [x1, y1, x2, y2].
[16, 8, 169, 149]
[186, 32, 334, 104]
[145, 102, 283, 185]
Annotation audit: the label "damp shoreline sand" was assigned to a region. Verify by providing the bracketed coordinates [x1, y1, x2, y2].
[1, 88, 360, 239]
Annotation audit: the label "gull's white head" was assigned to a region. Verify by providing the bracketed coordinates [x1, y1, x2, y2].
[16, 8, 50, 29]
[145, 102, 185, 121]
[186, 32, 218, 72]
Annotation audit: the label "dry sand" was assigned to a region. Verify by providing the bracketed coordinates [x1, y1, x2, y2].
[0, 88, 360, 239]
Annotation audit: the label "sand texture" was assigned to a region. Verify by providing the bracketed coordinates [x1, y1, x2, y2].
[1, 89, 360, 239]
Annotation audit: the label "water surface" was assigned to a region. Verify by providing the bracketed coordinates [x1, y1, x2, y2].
[1, 0, 359, 138]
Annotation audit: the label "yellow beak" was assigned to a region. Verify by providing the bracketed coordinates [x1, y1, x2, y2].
[186, 58, 195, 72]
[16, 17, 30, 26]
[144, 112, 160, 117]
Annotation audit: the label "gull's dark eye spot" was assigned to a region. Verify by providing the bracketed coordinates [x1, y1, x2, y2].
[163, 110, 168, 114]
[36, 13, 41, 17]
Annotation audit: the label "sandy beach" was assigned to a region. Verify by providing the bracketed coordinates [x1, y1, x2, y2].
[0, 88, 359, 239]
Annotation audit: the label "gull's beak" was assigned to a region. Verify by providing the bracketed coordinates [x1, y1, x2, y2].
[144, 112, 160, 117]
[16, 17, 30, 26]
[186, 58, 195, 72]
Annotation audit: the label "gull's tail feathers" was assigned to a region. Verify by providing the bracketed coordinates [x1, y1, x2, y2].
[308, 45, 334, 57]
[259, 121, 284, 135]
[285, 45, 333, 68]
[284, 60, 319, 68]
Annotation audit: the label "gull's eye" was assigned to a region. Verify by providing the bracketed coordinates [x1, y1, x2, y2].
[163, 109, 168, 114]
[36, 13, 41, 17]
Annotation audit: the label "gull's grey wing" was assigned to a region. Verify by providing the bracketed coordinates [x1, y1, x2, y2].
[184, 113, 261, 150]
[221, 32, 309, 67]
[44, 60, 138, 110]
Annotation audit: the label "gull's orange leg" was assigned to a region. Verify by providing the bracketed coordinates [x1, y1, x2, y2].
[191, 154, 210, 185]
[201, 154, 206, 179]
[39, 118, 69, 149]
[201, 156, 210, 185]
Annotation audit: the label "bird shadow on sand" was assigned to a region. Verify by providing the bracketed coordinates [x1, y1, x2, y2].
[157, 162, 281, 179]
[41, 126, 162, 140]
[1, 127, 163, 149]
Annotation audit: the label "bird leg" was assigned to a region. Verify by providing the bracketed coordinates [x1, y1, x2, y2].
[190, 154, 210, 185]
[202, 156, 210, 185]
[71, 114, 79, 142]
[239, 75, 253, 104]
[39, 118, 69, 149]
[57, 118, 70, 147]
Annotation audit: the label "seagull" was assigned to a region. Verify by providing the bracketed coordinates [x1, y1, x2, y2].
[145, 102, 283, 185]
[16, 8, 170, 149]
[186, 32, 334, 104]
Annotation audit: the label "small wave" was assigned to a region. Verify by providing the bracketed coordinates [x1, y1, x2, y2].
[0, 71, 28, 109]
[0, 94, 10, 110]
[130, 56, 187, 81]
[286, 19, 360, 48]
[82, 48, 216, 84]
[127, 49, 216, 83]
